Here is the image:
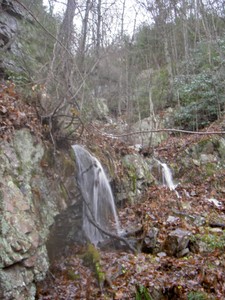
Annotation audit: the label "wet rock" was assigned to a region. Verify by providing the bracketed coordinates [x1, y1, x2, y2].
[163, 228, 191, 257]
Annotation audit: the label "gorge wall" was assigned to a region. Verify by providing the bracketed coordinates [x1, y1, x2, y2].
[0, 129, 79, 299]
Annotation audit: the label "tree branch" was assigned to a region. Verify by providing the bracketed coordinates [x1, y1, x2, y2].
[101, 128, 225, 138]
[87, 215, 136, 253]
[76, 178, 136, 253]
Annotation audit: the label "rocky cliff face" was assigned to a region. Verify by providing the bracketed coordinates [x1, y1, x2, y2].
[0, 0, 29, 76]
[0, 0, 53, 79]
[0, 129, 78, 299]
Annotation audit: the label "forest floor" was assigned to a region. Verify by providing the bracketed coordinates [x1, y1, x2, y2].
[36, 118, 225, 300]
[1, 81, 225, 299]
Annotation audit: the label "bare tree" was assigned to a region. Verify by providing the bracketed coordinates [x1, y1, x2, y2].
[78, 0, 91, 73]
[41, 0, 77, 113]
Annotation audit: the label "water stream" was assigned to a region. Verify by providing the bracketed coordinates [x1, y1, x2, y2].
[72, 145, 120, 245]
[155, 159, 180, 197]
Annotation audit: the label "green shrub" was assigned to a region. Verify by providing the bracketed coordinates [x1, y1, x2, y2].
[173, 39, 225, 130]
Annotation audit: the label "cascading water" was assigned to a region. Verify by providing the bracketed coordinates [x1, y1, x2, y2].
[72, 145, 120, 245]
[160, 162, 176, 191]
[155, 159, 180, 197]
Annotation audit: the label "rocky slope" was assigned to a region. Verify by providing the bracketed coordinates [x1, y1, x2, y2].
[0, 98, 224, 299]
[36, 117, 225, 300]
[0, 79, 224, 299]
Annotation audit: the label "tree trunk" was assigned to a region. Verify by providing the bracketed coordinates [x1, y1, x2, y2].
[78, 0, 91, 73]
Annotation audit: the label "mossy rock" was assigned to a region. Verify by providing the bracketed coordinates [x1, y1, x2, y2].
[203, 162, 217, 177]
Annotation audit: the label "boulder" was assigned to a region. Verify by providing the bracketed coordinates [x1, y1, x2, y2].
[0, 0, 53, 78]
[131, 116, 167, 147]
[94, 97, 109, 120]
[0, 0, 33, 75]
[141, 227, 159, 253]
[163, 228, 191, 257]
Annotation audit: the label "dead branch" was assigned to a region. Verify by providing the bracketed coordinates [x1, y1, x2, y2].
[76, 177, 136, 253]
[101, 128, 225, 138]
[87, 215, 136, 253]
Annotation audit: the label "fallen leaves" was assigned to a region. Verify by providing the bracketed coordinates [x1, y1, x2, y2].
[0, 81, 42, 141]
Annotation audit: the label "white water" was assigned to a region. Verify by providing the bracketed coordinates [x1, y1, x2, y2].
[155, 159, 180, 197]
[72, 145, 120, 245]
[160, 162, 176, 191]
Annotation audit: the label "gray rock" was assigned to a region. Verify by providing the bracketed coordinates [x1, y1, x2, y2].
[164, 228, 191, 257]
[142, 227, 159, 253]
[118, 154, 155, 203]
[217, 137, 225, 164]
[200, 153, 217, 163]
[131, 116, 167, 147]
[94, 98, 109, 120]
[157, 252, 167, 258]
[166, 215, 180, 224]
[0, 129, 79, 298]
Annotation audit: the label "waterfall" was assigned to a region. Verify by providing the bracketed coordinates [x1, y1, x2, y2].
[72, 145, 120, 245]
[160, 162, 176, 191]
[155, 159, 180, 197]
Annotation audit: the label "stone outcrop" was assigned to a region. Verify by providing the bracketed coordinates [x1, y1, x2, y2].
[0, 124, 224, 298]
[131, 116, 167, 147]
[0, 129, 78, 299]
[163, 229, 191, 257]
[0, 0, 52, 78]
[175, 135, 225, 192]
[115, 154, 155, 204]
[0, 128, 158, 298]
[0, 0, 32, 75]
